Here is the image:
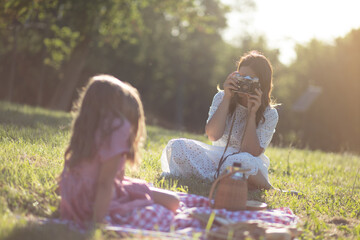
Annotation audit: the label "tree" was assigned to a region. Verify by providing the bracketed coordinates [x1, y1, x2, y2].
[48, 0, 149, 110]
[46, 0, 238, 112]
[275, 29, 360, 153]
[79, 0, 235, 131]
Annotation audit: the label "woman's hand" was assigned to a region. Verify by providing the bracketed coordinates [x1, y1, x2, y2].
[223, 72, 239, 100]
[247, 88, 262, 115]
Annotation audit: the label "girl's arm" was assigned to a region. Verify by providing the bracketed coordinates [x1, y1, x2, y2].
[205, 72, 238, 141]
[93, 154, 122, 223]
[149, 187, 180, 213]
[241, 88, 264, 156]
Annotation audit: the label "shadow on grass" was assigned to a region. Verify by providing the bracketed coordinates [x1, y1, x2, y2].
[158, 174, 267, 202]
[0, 102, 71, 129]
[2, 222, 89, 240]
[156, 174, 212, 197]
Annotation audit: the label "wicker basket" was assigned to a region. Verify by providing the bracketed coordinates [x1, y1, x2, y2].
[209, 166, 250, 211]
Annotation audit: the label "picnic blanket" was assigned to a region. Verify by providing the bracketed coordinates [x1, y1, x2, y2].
[43, 192, 299, 239]
[103, 192, 299, 239]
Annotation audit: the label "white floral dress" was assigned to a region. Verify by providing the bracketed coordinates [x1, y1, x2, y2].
[160, 91, 279, 181]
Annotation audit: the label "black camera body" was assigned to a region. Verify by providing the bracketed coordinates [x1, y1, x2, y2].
[232, 73, 260, 95]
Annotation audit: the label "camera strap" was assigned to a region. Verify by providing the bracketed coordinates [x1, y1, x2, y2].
[214, 111, 241, 179]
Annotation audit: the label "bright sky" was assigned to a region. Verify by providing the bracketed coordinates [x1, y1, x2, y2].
[221, 0, 360, 65]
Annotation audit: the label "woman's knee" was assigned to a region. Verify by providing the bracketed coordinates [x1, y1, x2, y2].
[166, 139, 188, 164]
[167, 138, 186, 150]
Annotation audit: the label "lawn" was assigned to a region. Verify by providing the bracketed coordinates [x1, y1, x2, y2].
[0, 101, 359, 239]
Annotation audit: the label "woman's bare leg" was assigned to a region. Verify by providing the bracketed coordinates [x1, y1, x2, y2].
[247, 171, 272, 190]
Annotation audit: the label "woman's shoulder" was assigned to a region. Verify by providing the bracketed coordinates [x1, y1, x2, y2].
[265, 105, 278, 113]
[212, 90, 224, 103]
[264, 106, 279, 121]
[214, 90, 224, 98]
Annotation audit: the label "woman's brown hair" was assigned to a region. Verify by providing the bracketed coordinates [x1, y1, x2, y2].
[229, 50, 274, 126]
[64, 75, 146, 169]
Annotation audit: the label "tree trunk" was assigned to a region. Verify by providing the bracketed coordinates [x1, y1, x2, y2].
[37, 49, 47, 106]
[49, 37, 91, 111]
[175, 76, 184, 130]
[7, 27, 18, 101]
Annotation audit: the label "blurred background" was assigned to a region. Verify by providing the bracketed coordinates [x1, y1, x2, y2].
[0, 0, 359, 154]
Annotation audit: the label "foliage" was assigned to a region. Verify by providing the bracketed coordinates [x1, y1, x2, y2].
[0, 0, 237, 126]
[44, 25, 80, 69]
[0, 1, 359, 153]
[2, 1, 260, 123]
[275, 29, 360, 153]
[1, 102, 360, 239]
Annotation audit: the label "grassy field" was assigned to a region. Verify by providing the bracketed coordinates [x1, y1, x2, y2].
[0, 101, 359, 240]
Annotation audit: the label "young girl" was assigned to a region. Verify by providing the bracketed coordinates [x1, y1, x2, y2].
[59, 75, 179, 229]
[161, 50, 278, 190]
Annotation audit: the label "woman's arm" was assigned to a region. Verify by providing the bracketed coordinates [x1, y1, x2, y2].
[205, 96, 231, 141]
[241, 112, 263, 156]
[205, 72, 238, 141]
[149, 187, 180, 213]
[93, 154, 122, 223]
[241, 88, 264, 156]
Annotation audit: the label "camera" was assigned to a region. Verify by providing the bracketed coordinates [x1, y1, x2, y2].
[232, 73, 260, 95]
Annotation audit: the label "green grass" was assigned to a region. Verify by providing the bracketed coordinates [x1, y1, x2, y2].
[0, 101, 359, 239]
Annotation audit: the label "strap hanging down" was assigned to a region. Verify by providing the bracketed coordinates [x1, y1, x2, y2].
[214, 112, 241, 179]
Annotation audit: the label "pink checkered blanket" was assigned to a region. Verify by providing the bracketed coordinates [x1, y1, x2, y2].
[43, 192, 298, 239]
[104, 192, 299, 238]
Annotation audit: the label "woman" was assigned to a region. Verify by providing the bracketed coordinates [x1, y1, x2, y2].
[161, 50, 278, 190]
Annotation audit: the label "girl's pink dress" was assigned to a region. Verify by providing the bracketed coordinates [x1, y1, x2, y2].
[59, 118, 173, 230]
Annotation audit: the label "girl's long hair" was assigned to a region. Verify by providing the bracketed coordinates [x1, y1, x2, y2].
[229, 50, 275, 126]
[64, 75, 146, 169]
